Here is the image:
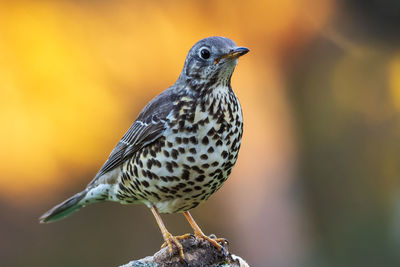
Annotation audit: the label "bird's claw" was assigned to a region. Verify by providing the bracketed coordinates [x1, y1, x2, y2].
[161, 232, 186, 261]
[160, 233, 193, 248]
[194, 231, 225, 251]
[160, 231, 227, 262]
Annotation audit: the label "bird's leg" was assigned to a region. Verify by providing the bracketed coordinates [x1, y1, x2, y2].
[150, 206, 185, 260]
[183, 211, 225, 250]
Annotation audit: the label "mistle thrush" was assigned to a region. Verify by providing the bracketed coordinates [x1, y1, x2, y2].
[40, 36, 249, 260]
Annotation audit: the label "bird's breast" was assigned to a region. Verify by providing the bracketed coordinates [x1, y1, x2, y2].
[114, 87, 243, 213]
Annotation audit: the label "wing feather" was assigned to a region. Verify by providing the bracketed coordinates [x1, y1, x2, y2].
[88, 88, 177, 185]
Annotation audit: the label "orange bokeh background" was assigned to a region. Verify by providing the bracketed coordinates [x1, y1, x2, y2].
[0, 0, 331, 202]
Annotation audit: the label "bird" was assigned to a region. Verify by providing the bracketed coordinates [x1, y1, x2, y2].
[39, 36, 249, 260]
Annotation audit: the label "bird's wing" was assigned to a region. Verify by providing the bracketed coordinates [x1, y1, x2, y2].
[89, 89, 177, 185]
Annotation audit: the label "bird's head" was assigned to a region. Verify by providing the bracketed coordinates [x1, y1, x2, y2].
[179, 36, 249, 88]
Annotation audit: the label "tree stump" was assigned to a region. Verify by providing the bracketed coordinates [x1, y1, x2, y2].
[120, 234, 249, 267]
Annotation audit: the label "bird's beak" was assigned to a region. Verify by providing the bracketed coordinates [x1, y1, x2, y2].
[214, 47, 250, 64]
[228, 47, 250, 58]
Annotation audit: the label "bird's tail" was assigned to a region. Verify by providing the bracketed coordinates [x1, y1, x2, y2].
[39, 190, 87, 223]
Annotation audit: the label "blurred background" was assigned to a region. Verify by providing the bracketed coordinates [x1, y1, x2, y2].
[1, 0, 400, 266]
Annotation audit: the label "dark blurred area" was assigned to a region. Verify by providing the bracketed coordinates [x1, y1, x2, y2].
[289, 0, 400, 266]
[1, 0, 400, 266]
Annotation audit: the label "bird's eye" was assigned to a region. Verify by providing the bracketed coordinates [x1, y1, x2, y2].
[199, 48, 211, 59]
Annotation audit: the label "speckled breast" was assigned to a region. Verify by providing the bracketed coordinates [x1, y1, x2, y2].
[116, 88, 243, 213]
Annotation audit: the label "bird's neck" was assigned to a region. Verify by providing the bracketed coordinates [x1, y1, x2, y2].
[177, 73, 233, 97]
[171, 80, 240, 129]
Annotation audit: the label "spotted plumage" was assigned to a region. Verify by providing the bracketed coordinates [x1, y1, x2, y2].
[40, 36, 249, 260]
[112, 78, 243, 213]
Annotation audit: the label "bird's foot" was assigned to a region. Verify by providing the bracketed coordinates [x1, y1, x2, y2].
[193, 231, 226, 251]
[161, 233, 193, 250]
[160, 232, 185, 261]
